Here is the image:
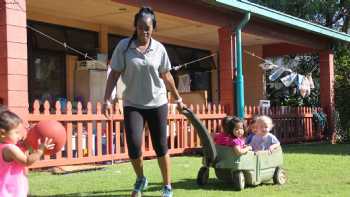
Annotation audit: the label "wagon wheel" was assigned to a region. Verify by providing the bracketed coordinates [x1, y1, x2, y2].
[197, 166, 209, 186]
[233, 171, 245, 191]
[273, 167, 287, 185]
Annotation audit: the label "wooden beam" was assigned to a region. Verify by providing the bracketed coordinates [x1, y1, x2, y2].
[111, 0, 238, 27]
[245, 18, 331, 50]
[99, 25, 109, 53]
[112, 0, 332, 50]
[66, 55, 78, 101]
[263, 43, 320, 58]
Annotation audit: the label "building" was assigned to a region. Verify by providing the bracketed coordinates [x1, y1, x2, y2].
[2, 0, 350, 132]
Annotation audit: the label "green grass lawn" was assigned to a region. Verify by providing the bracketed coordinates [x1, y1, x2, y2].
[29, 143, 350, 197]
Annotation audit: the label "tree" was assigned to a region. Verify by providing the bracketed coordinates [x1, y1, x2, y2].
[334, 44, 350, 137]
[250, 0, 350, 30]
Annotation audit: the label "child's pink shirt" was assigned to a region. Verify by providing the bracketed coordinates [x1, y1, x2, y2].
[0, 143, 28, 197]
[214, 132, 245, 148]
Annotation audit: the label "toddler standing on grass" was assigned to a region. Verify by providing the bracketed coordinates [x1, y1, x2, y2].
[250, 115, 280, 153]
[0, 107, 54, 197]
[214, 116, 252, 156]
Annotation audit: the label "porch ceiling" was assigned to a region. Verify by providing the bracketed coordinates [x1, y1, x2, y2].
[27, 0, 282, 50]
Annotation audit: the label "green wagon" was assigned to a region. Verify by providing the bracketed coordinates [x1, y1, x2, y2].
[182, 107, 287, 190]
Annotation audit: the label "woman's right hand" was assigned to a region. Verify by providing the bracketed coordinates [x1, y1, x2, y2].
[102, 100, 113, 119]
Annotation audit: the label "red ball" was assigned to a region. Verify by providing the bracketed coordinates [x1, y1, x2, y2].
[25, 120, 66, 155]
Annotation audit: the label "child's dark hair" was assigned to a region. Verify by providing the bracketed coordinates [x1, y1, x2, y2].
[0, 107, 22, 132]
[251, 115, 258, 124]
[222, 116, 243, 137]
[124, 6, 157, 53]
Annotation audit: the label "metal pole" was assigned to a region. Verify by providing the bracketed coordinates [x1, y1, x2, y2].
[235, 12, 251, 118]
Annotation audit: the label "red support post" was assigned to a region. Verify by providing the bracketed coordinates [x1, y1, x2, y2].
[218, 26, 235, 115]
[0, 0, 28, 118]
[319, 51, 336, 142]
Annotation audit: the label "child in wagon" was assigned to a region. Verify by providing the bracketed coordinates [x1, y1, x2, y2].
[213, 116, 252, 156]
[249, 115, 280, 153]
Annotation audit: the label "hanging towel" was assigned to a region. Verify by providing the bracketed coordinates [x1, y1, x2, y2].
[295, 74, 305, 88]
[280, 72, 297, 87]
[299, 77, 311, 97]
[306, 74, 315, 89]
[259, 61, 279, 70]
[269, 67, 286, 81]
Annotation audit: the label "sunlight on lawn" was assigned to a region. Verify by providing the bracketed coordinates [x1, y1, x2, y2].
[29, 143, 350, 197]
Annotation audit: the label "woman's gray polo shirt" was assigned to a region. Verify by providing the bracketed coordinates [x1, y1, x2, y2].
[110, 38, 171, 109]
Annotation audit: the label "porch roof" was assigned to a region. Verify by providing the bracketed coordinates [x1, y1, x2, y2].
[213, 0, 350, 43]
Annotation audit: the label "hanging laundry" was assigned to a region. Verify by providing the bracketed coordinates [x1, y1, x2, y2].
[177, 74, 191, 92]
[280, 72, 297, 87]
[269, 67, 286, 81]
[259, 61, 279, 70]
[299, 77, 311, 97]
[306, 74, 315, 89]
[295, 74, 305, 88]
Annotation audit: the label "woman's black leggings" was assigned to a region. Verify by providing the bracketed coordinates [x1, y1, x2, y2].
[124, 104, 168, 159]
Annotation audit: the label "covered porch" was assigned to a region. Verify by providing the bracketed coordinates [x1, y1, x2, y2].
[0, 0, 346, 167]
[2, 0, 338, 120]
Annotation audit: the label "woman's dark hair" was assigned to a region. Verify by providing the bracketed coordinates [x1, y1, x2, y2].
[124, 6, 157, 53]
[222, 116, 243, 137]
[133, 7, 157, 29]
[0, 107, 22, 132]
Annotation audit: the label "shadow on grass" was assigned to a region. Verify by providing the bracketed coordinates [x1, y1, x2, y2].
[29, 192, 127, 197]
[30, 190, 159, 197]
[29, 179, 274, 196]
[282, 142, 350, 155]
[145, 178, 268, 192]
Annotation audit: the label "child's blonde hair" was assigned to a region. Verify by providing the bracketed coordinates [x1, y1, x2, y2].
[256, 115, 274, 131]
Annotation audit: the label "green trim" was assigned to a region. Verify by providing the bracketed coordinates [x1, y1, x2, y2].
[235, 12, 250, 118]
[215, 0, 350, 43]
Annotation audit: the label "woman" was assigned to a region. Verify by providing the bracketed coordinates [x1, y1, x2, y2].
[103, 7, 184, 197]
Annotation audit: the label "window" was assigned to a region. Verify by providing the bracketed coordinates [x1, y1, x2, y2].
[28, 21, 99, 58]
[29, 22, 67, 52]
[108, 34, 125, 60]
[164, 44, 214, 102]
[66, 28, 99, 58]
[28, 51, 66, 106]
[27, 21, 99, 109]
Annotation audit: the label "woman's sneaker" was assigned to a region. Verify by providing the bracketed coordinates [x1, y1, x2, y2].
[161, 185, 173, 197]
[131, 176, 148, 197]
